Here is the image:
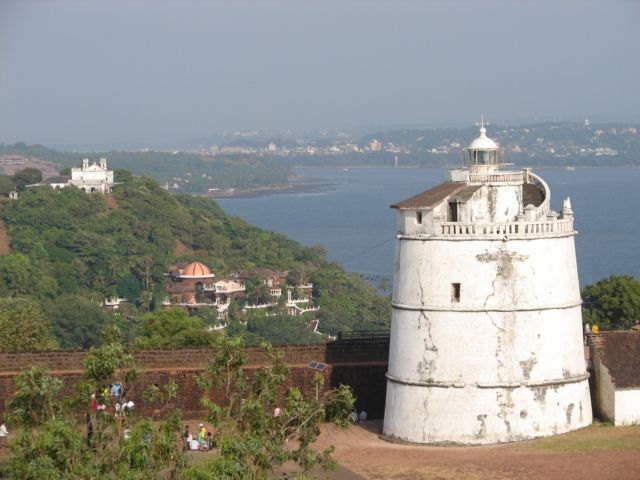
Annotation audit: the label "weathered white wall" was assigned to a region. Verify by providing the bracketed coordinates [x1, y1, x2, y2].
[464, 185, 522, 223]
[592, 353, 616, 423]
[392, 236, 582, 311]
[592, 352, 640, 426]
[614, 389, 640, 426]
[384, 231, 592, 444]
[384, 376, 591, 444]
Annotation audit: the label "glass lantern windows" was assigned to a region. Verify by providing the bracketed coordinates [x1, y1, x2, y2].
[466, 149, 497, 166]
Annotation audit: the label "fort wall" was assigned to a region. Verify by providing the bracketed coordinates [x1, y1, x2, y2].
[0, 339, 389, 419]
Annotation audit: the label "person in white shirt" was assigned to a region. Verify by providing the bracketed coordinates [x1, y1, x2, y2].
[0, 422, 8, 447]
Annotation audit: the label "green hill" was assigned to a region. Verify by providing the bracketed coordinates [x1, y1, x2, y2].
[0, 174, 390, 348]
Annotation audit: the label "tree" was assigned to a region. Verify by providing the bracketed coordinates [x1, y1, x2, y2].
[0, 174, 15, 196]
[11, 167, 43, 191]
[0, 253, 58, 299]
[134, 308, 219, 348]
[0, 298, 57, 352]
[244, 276, 272, 305]
[9, 366, 63, 426]
[117, 273, 142, 300]
[188, 338, 355, 479]
[247, 314, 325, 345]
[5, 328, 185, 480]
[4, 330, 354, 479]
[44, 294, 115, 349]
[582, 275, 640, 330]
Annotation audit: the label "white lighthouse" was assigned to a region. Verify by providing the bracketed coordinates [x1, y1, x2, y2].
[383, 122, 592, 444]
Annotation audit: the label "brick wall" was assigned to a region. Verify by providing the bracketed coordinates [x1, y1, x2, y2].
[0, 339, 389, 419]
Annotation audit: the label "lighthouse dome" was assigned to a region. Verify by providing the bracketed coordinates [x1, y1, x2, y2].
[469, 126, 498, 150]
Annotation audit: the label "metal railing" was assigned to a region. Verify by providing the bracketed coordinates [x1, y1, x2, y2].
[335, 330, 391, 341]
[468, 171, 524, 183]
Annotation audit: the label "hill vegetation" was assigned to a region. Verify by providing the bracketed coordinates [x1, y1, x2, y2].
[0, 174, 390, 349]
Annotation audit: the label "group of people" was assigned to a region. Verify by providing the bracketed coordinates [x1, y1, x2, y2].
[584, 322, 599, 345]
[183, 423, 214, 451]
[87, 383, 134, 445]
[349, 410, 368, 423]
[89, 383, 133, 417]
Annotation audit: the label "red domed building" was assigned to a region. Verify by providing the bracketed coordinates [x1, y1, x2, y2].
[164, 262, 246, 318]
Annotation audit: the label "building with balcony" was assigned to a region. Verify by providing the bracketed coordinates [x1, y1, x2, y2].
[383, 123, 592, 444]
[163, 262, 245, 316]
[164, 263, 316, 321]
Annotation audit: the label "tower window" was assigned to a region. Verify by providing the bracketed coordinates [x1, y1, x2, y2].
[416, 211, 423, 224]
[451, 283, 461, 303]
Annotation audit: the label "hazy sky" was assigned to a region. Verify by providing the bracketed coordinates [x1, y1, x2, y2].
[1, 0, 639, 147]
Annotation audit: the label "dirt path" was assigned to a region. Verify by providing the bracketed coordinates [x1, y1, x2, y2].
[0, 212, 10, 255]
[314, 420, 640, 480]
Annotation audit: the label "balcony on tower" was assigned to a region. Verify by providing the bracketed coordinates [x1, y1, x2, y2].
[392, 124, 574, 239]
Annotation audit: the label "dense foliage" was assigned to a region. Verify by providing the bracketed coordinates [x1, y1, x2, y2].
[582, 275, 640, 330]
[0, 167, 44, 195]
[0, 298, 57, 352]
[4, 330, 355, 479]
[0, 174, 390, 348]
[189, 338, 355, 479]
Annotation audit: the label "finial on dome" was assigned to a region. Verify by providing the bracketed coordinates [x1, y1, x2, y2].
[476, 114, 489, 136]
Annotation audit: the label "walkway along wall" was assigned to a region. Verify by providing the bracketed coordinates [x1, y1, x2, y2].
[0, 339, 389, 419]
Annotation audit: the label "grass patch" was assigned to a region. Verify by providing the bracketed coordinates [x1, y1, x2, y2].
[521, 423, 640, 452]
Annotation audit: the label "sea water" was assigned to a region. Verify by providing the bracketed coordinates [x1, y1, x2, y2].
[217, 166, 640, 288]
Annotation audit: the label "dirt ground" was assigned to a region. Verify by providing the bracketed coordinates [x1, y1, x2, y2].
[3, 419, 637, 479]
[0, 218, 10, 256]
[312, 420, 640, 480]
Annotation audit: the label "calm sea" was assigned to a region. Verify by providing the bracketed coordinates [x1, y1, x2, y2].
[217, 167, 640, 288]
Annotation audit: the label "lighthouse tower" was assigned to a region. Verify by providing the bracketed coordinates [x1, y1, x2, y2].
[383, 122, 592, 444]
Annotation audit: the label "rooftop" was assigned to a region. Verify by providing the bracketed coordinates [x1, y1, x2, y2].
[180, 261, 215, 278]
[591, 330, 640, 388]
[391, 181, 465, 210]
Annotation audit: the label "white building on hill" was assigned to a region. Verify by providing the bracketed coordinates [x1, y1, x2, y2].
[31, 158, 115, 193]
[383, 122, 592, 444]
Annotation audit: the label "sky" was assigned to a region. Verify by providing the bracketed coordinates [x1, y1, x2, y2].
[1, 0, 639, 148]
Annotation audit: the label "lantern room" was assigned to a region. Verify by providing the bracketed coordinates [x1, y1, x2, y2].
[464, 124, 500, 173]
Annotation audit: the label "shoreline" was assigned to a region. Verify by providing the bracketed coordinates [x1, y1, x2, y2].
[201, 180, 332, 199]
[199, 163, 640, 200]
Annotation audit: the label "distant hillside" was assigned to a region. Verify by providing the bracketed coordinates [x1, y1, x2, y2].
[0, 175, 389, 347]
[274, 122, 640, 168]
[0, 143, 290, 192]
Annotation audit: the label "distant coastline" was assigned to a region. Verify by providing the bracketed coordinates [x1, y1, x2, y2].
[203, 164, 640, 200]
[202, 178, 332, 199]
